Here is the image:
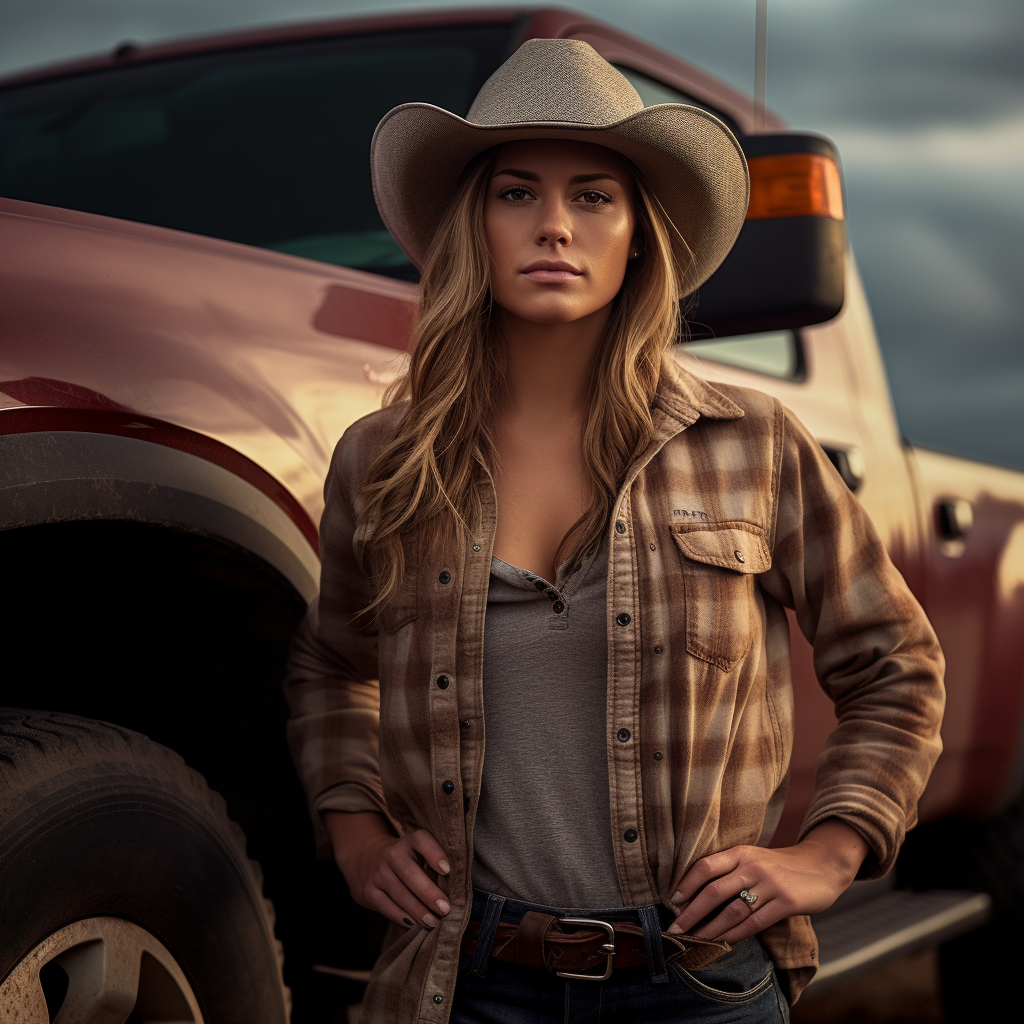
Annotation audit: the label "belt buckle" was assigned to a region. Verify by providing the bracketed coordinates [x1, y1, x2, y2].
[554, 917, 616, 981]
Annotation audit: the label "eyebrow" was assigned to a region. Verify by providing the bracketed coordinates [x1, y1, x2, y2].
[493, 168, 621, 185]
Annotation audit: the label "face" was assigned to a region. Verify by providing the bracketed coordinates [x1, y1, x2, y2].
[483, 139, 638, 325]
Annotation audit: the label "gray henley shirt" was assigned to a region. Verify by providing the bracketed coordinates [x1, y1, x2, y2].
[471, 536, 624, 908]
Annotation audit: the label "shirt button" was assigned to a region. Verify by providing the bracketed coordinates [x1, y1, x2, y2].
[615, 612, 632, 626]
[533, 580, 546, 592]
[439, 570, 452, 584]
[615, 520, 627, 534]
[653, 751, 664, 761]
[433, 994, 444, 1005]
[653, 645, 663, 654]
[650, 542, 656, 551]
[734, 550, 745, 563]
[552, 601, 565, 614]
[460, 719, 471, 730]
[624, 828, 639, 843]
[617, 728, 631, 743]
[436, 675, 450, 689]
[472, 544, 481, 552]
[441, 780, 455, 795]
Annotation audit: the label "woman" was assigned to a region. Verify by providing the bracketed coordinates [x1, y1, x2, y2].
[286, 39, 944, 1023]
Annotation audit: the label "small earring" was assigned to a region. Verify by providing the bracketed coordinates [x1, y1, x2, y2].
[630, 249, 640, 258]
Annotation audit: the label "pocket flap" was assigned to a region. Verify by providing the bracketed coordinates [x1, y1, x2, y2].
[671, 527, 771, 574]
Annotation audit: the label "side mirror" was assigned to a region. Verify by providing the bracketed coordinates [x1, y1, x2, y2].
[686, 132, 846, 340]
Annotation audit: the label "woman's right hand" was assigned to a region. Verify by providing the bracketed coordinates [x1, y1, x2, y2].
[325, 811, 452, 930]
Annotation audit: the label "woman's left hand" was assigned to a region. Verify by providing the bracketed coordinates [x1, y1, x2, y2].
[667, 818, 870, 945]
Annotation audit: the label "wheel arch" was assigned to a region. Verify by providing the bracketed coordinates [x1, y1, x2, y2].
[0, 415, 319, 604]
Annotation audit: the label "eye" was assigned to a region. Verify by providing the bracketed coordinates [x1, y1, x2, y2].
[577, 190, 612, 205]
[497, 186, 534, 203]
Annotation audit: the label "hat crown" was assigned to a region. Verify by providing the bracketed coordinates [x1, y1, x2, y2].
[467, 38, 644, 127]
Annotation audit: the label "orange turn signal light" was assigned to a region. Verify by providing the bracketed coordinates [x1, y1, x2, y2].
[746, 153, 844, 221]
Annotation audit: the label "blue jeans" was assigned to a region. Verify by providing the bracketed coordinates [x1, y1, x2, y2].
[452, 890, 790, 1024]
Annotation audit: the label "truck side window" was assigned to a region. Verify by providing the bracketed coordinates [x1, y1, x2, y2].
[613, 66, 741, 135]
[683, 331, 804, 381]
[614, 67, 802, 382]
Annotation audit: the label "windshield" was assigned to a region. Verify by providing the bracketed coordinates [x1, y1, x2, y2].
[0, 26, 512, 280]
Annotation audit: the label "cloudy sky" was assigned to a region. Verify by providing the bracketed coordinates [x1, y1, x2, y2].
[2, 0, 1021, 469]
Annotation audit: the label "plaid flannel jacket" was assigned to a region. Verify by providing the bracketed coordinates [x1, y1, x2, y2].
[285, 355, 945, 1021]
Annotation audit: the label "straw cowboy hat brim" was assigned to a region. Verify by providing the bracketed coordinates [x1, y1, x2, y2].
[370, 39, 749, 295]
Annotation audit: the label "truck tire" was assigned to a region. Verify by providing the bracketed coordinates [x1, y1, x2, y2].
[935, 791, 1024, 1022]
[0, 710, 290, 1023]
[899, 785, 1024, 1022]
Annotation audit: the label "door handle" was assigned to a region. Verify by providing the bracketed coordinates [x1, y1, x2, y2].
[936, 498, 973, 540]
[820, 444, 865, 493]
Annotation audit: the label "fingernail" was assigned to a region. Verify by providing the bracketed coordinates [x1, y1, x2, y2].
[436, 899, 451, 915]
[669, 891, 686, 905]
[667, 923, 684, 935]
[439, 859, 451, 875]
[423, 913, 439, 928]
[403, 917, 414, 928]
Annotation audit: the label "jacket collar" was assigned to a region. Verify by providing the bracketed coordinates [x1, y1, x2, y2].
[652, 351, 745, 438]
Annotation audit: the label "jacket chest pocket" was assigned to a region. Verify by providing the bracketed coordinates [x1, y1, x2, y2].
[671, 526, 771, 670]
[379, 529, 421, 633]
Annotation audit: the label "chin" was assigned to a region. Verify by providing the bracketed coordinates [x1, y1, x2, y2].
[511, 300, 596, 325]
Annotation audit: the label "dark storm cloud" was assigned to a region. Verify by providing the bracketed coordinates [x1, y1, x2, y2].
[765, 0, 1024, 128]
[1, 0, 1021, 468]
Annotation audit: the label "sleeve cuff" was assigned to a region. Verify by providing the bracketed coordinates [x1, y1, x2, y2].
[311, 783, 391, 859]
[798, 786, 907, 878]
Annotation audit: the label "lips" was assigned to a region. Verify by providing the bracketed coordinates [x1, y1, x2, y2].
[521, 260, 583, 283]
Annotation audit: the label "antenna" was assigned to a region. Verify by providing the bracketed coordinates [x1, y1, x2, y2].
[755, 0, 768, 130]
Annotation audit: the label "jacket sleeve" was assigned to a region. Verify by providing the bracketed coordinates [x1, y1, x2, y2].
[284, 426, 389, 855]
[759, 406, 945, 877]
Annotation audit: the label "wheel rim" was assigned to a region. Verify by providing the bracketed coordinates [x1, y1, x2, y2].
[0, 917, 204, 1023]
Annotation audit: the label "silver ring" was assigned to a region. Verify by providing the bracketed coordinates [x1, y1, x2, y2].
[739, 890, 758, 907]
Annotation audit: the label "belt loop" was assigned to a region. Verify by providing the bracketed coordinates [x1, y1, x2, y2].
[637, 904, 669, 983]
[468, 893, 506, 978]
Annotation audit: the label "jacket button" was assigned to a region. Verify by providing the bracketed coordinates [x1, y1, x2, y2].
[436, 675, 450, 689]
[460, 720, 471, 730]
[433, 994, 444, 1005]
[441, 780, 455, 795]
[439, 570, 452, 584]
[472, 544, 481, 552]
[617, 728, 631, 743]
[624, 828, 638, 843]
[734, 550, 745, 563]
[615, 520, 627, 534]
[615, 612, 632, 626]
[654, 751, 664, 761]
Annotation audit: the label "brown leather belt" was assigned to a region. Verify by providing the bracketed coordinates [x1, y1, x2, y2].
[460, 910, 730, 981]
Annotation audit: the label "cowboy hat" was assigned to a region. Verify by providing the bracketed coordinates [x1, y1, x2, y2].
[370, 37, 749, 294]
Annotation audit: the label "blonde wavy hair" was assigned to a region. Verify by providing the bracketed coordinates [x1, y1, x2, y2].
[359, 146, 692, 610]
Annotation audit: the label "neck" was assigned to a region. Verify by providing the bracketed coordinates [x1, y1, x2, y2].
[499, 304, 612, 418]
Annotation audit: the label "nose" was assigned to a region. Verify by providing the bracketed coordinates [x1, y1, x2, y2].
[534, 197, 572, 248]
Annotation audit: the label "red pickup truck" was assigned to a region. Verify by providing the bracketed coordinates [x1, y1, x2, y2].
[1, 7, 1022, 1022]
